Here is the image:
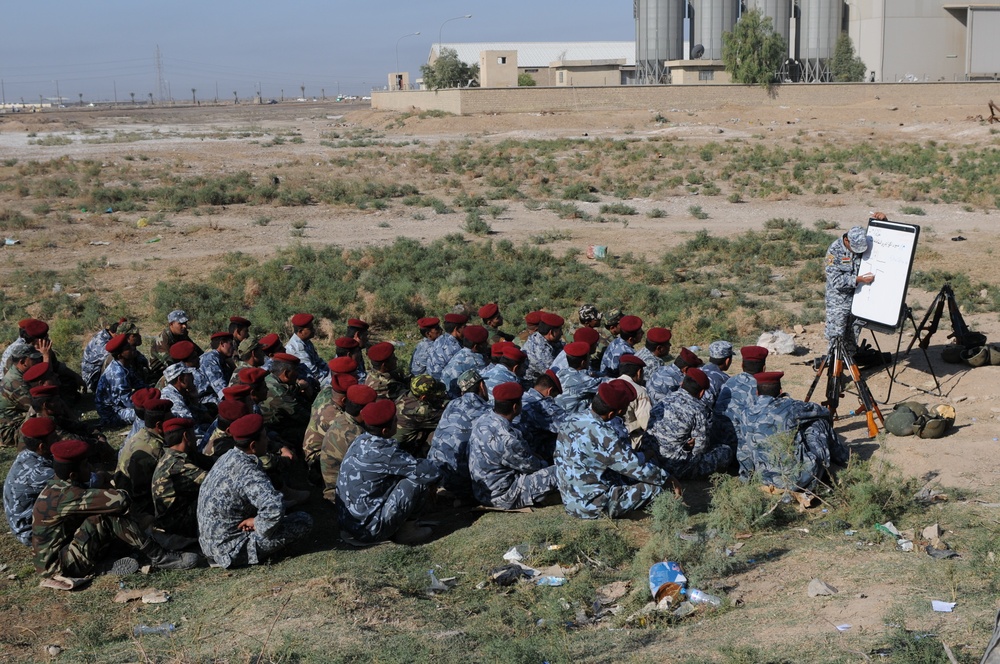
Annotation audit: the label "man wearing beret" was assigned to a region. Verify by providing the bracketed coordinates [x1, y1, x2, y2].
[31, 386, 116, 470]
[114, 398, 174, 521]
[261, 353, 312, 448]
[199, 332, 237, 402]
[554, 342, 602, 415]
[152, 418, 214, 541]
[647, 347, 704, 405]
[644, 368, 732, 479]
[94, 334, 146, 429]
[365, 342, 409, 401]
[518, 370, 568, 463]
[426, 313, 468, 380]
[440, 326, 489, 398]
[428, 369, 492, 498]
[738, 372, 849, 493]
[826, 222, 878, 355]
[550, 327, 600, 377]
[303, 371, 358, 475]
[337, 400, 442, 545]
[81, 318, 127, 392]
[286, 313, 331, 386]
[228, 335, 266, 384]
[479, 303, 514, 344]
[522, 313, 565, 385]
[204, 396, 250, 457]
[4, 418, 58, 545]
[34, 439, 199, 587]
[0, 345, 44, 447]
[481, 343, 527, 404]
[712, 346, 769, 452]
[2, 319, 85, 396]
[228, 316, 252, 355]
[161, 362, 214, 440]
[99, 320, 152, 387]
[636, 327, 672, 372]
[148, 310, 203, 380]
[469, 382, 559, 509]
[346, 318, 371, 349]
[320, 384, 377, 502]
[333, 336, 367, 383]
[555, 380, 681, 519]
[198, 414, 314, 568]
[517, 311, 543, 345]
[601, 315, 644, 377]
[617, 354, 652, 444]
[163, 340, 215, 405]
[394, 375, 447, 453]
[410, 317, 442, 376]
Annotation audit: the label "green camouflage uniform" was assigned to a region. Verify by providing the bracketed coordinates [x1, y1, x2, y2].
[364, 369, 409, 401]
[320, 410, 364, 502]
[148, 328, 202, 378]
[151, 448, 209, 538]
[0, 365, 31, 447]
[260, 373, 310, 447]
[302, 386, 341, 467]
[114, 427, 165, 518]
[394, 393, 446, 453]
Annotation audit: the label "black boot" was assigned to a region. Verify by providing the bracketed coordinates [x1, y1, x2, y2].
[140, 540, 201, 570]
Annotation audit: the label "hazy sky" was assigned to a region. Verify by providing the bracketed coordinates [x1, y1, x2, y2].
[1, 1, 634, 103]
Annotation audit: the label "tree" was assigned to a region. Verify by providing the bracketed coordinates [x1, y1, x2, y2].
[830, 33, 867, 82]
[722, 8, 786, 89]
[191, 88, 197, 104]
[517, 73, 536, 87]
[420, 48, 479, 89]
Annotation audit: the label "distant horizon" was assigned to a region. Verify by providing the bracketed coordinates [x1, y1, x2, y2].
[0, 1, 633, 103]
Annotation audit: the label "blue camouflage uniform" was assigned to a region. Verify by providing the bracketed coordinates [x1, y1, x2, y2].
[702, 362, 729, 409]
[555, 409, 671, 519]
[711, 372, 757, 449]
[554, 368, 602, 414]
[549, 349, 570, 376]
[426, 334, 462, 380]
[427, 392, 491, 495]
[646, 363, 683, 405]
[518, 387, 568, 462]
[481, 363, 521, 404]
[81, 329, 112, 392]
[285, 334, 331, 386]
[522, 332, 561, 385]
[440, 349, 487, 398]
[199, 350, 233, 402]
[336, 432, 441, 543]
[94, 360, 144, 429]
[600, 336, 634, 376]
[825, 235, 863, 352]
[162, 383, 212, 440]
[635, 347, 665, 371]
[0, 338, 28, 381]
[410, 338, 435, 376]
[644, 391, 732, 479]
[468, 411, 558, 509]
[197, 448, 313, 568]
[3, 449, 54, 545]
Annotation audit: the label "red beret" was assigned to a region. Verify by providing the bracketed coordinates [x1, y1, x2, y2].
[229, 414, 264, 440]
[217, 399, 248, 423]
[335, 337, 359, 350]
[493, 381, 524, 402]
[29, 384, 59, 398]
[540, 313, 565, 328]
[21, 319, 49, 339]
[741, 346, 770, 363]
[501, 346, 527, 363]
[478, 303, 499, 320]
[462, 325, 489, 345]
[573, 327, 600, 347]
[259, 333, 281, 353]
[679, 347, 704, 368]
[22, 362, 50, 383]
[239, 367, 268, 385]
[17, 319, 31, 329]
[346, 384, 378, 407]
[361, 399, 397, 428]
[144, 398, 174, 413]
[687, 368, 710, 391]
[367, 342, 395, 363]
[271, 352, 300, 365]
[211, 331, 234, 342]
[619, 354, 646, 367]
[754, 371, 784, 386]
[443, 313, 468, 325]
[347, 318, 369, 330]
[619, 316, 643, 333]
[328, 356, 359, 374]
[21, 417, 55, 439]
[104, 334, 129, 354]
[525, 311, 543, 325]
[544, 369, 562, 393]
[229, 316, 251, 326]
[564, 341, 591, 358]
[331, 373, 359, 394]
[417, 317, 440, 329]
[50, 439, 90, 464]
[130, 387, 160, 409]
[491, 341, 515, 358]
[647, 327, 672, 344]
[169, 340, 196, 361]
[222, 384, 252, 400]
[163, 417, 194, 433]
[598, 380, 637, 410]
[291, 313, 314, 327]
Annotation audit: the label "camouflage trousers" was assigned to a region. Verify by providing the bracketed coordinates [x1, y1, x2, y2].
[603, 482, 663, 518]
[494, 465, 559, 510]
[230, 511, 314, 568]
[662, 445, 734, 480]
[342, 478, 432, 544]
[426, 446, 472, 497]
[825, 303, 862, 354]
[58, 514, 147, 578]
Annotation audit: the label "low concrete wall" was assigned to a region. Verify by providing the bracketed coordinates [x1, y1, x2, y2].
[372, 82, 1000, 116]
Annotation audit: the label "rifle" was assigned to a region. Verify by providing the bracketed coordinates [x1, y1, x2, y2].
[841, 346, 883, 438]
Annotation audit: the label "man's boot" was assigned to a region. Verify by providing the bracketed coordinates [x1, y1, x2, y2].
[140, 540, 201, 570]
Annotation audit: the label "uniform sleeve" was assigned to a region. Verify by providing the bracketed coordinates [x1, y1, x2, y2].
[689, 407, 709, 456]
[385, 448, 441, 486]
[825, 246, 857, 293]
[502, 428, 548, 474]
[243, 467, 285, 538]
[596, 427, 669, 485]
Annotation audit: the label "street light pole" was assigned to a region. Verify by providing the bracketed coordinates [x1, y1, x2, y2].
[395, 32, 421, 89]
[438, 15, 472, 55]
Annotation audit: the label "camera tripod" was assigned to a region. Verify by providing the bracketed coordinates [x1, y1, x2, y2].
[805, 336, 885, 438]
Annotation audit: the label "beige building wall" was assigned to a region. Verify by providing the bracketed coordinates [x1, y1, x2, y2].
[480, 50, 519, 88]
[551, 59, 625, 87]
[387, 72, 410, 91]
[665, 61, 731, 85]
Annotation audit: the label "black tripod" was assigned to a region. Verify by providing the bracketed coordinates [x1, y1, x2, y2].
[805, 336, 885, 438]
[907, 283, 983, 353]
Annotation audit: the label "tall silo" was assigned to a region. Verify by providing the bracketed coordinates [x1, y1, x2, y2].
[746, 0, 793, 51]
[797, 0, 843, 82]
[635, 0, 684, 83]
[693, 0, 738, 61]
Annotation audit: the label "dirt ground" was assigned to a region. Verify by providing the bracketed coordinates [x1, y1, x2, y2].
[2, 98, 999, 659]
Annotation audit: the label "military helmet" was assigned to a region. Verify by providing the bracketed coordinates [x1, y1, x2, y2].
[989, 343, 1000, 366]
[962, 345, 990, 368]
[884, 405, 917, 437]
[913, 416, 951, 439]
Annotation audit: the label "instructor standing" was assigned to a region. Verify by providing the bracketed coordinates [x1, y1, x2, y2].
[825, 214, 882, 353]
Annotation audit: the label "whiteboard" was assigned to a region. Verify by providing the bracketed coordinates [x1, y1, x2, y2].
[851, 219, 920, 331]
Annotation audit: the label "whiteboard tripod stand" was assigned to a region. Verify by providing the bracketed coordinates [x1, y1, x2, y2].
[804, 336, 885, 439]
[857, 304, 941, 405]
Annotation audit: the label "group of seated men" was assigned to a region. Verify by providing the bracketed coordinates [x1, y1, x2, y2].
[1, 302, 849, 587]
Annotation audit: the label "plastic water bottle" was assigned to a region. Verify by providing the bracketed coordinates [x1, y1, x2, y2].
[684, 588, 723, 607]
[133, 623, 176, 636]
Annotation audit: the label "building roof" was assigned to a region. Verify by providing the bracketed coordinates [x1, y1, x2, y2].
[431, 42, 635, 67]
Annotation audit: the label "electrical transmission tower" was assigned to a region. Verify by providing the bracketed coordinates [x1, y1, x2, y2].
[155, 45, 168, 102]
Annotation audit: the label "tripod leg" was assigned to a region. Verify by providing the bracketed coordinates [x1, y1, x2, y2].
[906, 290, 944, 354]
[804, 354, 828, 403]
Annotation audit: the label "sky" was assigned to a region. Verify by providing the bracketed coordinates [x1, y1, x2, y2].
[0, 1, 634, 103]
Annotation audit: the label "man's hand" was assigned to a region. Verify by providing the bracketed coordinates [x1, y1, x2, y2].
[856, 273, 875, 285]
[683, 437, 696, 451]
[872, 211, 888, 221]
[34, 338, 52, 362]
[238, 517, 256, 532]
[279, 446, 294, 460]
[668, 476, 683, 499]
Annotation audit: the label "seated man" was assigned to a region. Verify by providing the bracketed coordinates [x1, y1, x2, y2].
[481, 343, 526, 402]
[553, 342, 602, 414]
[33, 440, 198, 588]
[478, 303, 514, 344]
[261, 353, 313, 450]
[550, 326, 600, 376]
[643, 368, 732, 479]
[425, 313, 468, 380]
[365, 342, 409, 401]
[285, 313, 330, 386]
[712, 345, 769, 451]
[26, 386, 116, 469]
[197, 414, 314, 568]
[0, 346, 45, 447]
[635, 327, 672, 372]
[739, 372, 849, 492]
[409, 317, 441, 376]
[469, 382, 559, 510]
[4, 418, 57, 545]
[320, 384, 377, 503]
[303, 372, 357, 474]
[114, 398, 174, 523]
[161, 363, 214, 440]
[199, 332, 237, 402]
[393, 375, 447, 453]
[440, 326, 489, 398]
[517, 369, 567, 463]
[600, 315, 643, 377]
[80, 318, 125, 392]
[555, 380, 681, 519]
[148, 309, 203, 379]
[94, 334, 145, 429]
[617, 354, 652, 446]
[646, 347, 703, 405]
[521, 313, 565, 384]
[337, 399, 442, 546]
[152, 418, 214, 540]
[427, 369, 491, 497]
[702, 340, 734, 409]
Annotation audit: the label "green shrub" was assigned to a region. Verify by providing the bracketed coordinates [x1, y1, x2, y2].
[599, 202, 637, 216]
[463, 210, 492, 235]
